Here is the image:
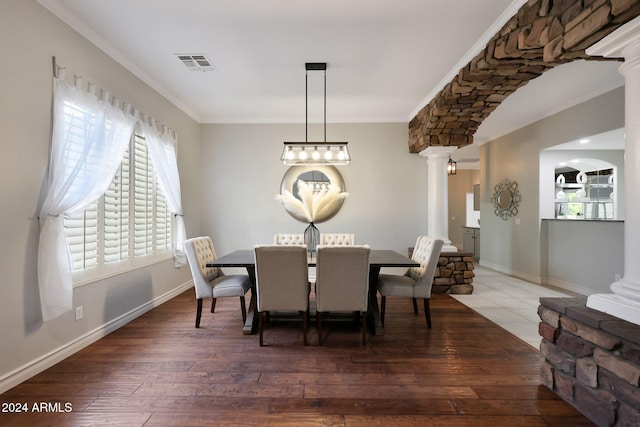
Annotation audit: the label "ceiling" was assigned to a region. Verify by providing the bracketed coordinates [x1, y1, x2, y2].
[38, 0, 625, 164]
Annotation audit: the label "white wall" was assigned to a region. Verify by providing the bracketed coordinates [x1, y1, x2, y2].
[199, 123, 426, 257]
[479, 86, 625, 286]
[0, 0, 199, 391]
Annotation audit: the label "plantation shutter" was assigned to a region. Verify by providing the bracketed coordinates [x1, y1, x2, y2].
[134, 133, 154, 257]
[155, 186, 171, 252]
[103, 147, 130, 263]
[64, 202, 98, 272]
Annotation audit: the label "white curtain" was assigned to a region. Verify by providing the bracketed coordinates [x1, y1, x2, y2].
[139, 121, 187, 267]
[38, 79, 136, 321]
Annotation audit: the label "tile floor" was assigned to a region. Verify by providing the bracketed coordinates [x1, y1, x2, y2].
[451, 264, 579, 349]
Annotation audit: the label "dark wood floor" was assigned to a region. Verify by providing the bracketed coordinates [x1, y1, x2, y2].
[1, 289, 594, 426]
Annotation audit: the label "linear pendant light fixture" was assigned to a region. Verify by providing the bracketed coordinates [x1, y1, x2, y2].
[281, 62, 350, 165]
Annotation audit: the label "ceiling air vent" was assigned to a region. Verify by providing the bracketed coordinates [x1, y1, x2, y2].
[175, 54, 215, 72]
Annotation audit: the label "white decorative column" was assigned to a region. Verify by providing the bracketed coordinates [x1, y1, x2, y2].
[586, 15, 640, 326]
[420, 146, 457, 252]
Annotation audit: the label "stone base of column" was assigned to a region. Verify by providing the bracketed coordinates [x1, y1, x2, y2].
[587, 293, 640, 326]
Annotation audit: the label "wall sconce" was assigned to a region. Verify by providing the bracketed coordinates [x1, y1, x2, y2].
[447, 157, 457, 175]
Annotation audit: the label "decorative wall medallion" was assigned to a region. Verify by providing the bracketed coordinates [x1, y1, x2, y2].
[276, 165, 348, 223]
[491, 179, 521, 220]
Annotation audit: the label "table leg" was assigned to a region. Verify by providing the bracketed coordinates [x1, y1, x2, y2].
[243, 267, 258, 335]
[368, 266, 384, 335]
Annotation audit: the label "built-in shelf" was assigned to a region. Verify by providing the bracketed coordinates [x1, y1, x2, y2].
[554, 169, 614, 220]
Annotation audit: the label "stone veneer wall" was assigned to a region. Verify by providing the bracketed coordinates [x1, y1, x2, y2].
[538, 297, 640, 426]
[432, 252, 475, 294]
[408, 249, 475, 294]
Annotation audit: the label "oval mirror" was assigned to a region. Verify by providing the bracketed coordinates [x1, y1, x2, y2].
[280, 165, 347, 223]
[498, 190, 512, 210]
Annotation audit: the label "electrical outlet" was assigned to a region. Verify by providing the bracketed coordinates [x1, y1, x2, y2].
[75, 306, 83, 320]
[615, 274, 622, 282]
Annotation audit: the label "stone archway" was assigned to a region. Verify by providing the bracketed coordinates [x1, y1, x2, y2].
[408, 0, 640, 153]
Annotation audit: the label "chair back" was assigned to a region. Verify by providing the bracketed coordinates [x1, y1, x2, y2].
[254, 245, 309, 312]
[315, 245, 370, 312]
[273, 233, 305, 245]
[184, 236, 223, 299]
[407, 236, 444, 297]
[320, 233, 355, 246]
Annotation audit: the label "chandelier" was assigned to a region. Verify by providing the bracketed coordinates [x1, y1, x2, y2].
[281, 63, 350, 165]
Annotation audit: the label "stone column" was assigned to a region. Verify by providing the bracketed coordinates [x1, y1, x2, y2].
[586, 16, 640, 326]
[420, 146, 457, 252]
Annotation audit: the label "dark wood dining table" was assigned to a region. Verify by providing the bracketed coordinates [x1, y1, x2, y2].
[206, 249, 419, 335]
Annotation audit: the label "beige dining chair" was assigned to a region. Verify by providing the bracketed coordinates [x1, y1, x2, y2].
[315, 245, 370, 345]
[254, 245, 310, 346]
[319, 233, 355, 246]
[273, 233, 305, 245]
[184, 236, 252, 328]
[275, 232, 318, 283]
[376, 236, 444, 328]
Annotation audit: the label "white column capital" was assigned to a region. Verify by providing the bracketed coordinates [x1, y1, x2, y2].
[586, 15, 640, 59]
[419, 145, 458, 159]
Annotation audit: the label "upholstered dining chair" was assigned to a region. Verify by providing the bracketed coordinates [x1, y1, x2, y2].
[315, 245, 370, 345]
[377, 236, 444, 328]
[273, 233, 305, 245]
[184, 236, 252, 328]
[319, 233, 355, 246]
[254, 245, 310, 346]
[275, 232, 318, 283]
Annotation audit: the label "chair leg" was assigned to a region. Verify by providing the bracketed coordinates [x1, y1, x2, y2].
[195, 298, 203, 328]
[301, 310, 308, 346]
[424, 298, 432, 328]
[412, 298, 418, 314]
[240, 296, 247, 323]
[317, 312, 323, 346]
[211, 298, 217, 313]
[361, 311, 367, 346]
[380, 296, 386, 326]
[259, 312, 265, 346]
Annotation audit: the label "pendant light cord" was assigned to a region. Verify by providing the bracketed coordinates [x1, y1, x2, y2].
[304, 64, 327, 143]
[305, 69, 308, 143]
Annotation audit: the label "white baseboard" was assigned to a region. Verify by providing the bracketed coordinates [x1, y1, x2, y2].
[0, 281, 193, 394]
[479, 260, 542, 285]
[543, 277, 591, 296]
[479, 260, 590, 296]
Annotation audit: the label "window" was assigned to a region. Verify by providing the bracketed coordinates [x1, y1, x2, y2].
[64, 132, 173, 283]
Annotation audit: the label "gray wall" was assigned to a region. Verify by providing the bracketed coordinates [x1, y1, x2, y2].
[199, 123, 427, 256]
[542, 219, 624, 294]
[0, 0, 199, 391]
[479, 86, 625, 286]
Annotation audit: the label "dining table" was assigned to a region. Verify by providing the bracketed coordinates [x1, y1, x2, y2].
[206, 249, 419, 335]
